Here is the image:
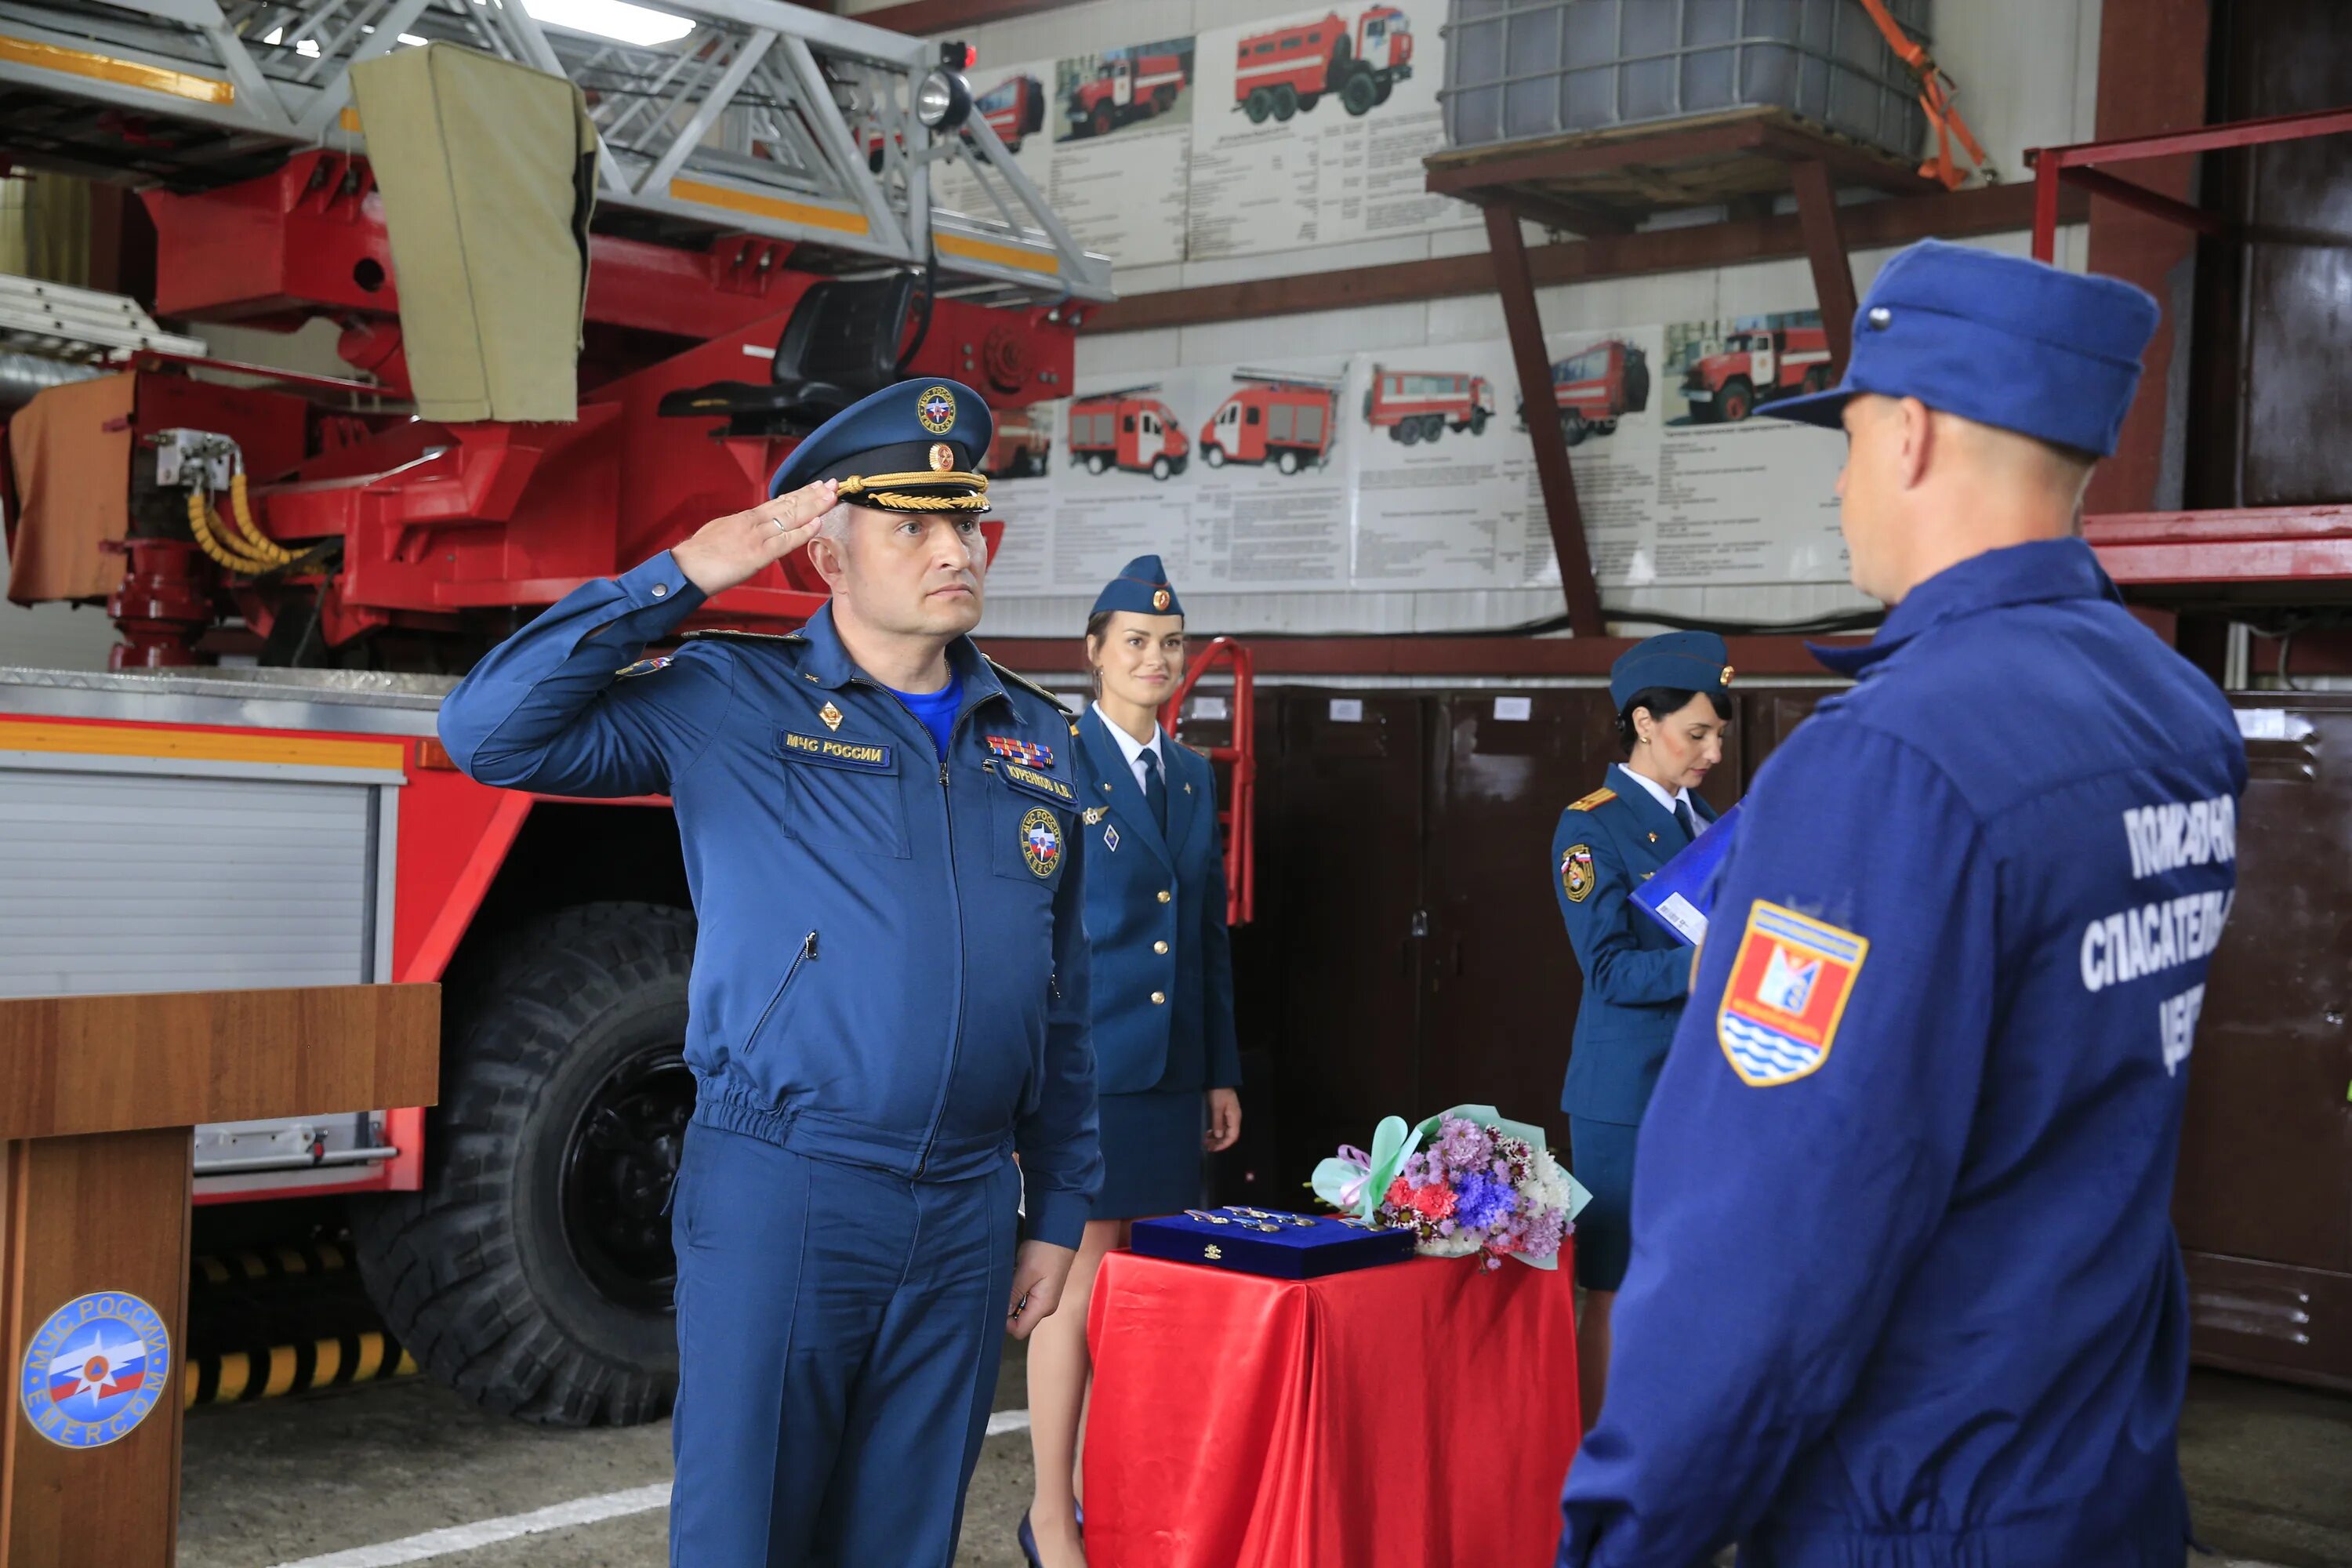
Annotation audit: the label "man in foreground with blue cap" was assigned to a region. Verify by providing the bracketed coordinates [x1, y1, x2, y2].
[1558, 239, 2246, 1566]
[437, 379, 1100, 1567]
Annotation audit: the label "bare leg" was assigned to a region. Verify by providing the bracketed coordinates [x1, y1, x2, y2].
[1025, 1218, 1125, 1567]
[1577, 1287, 1615, 1433]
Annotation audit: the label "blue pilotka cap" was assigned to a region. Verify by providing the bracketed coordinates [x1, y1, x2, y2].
[1092, 554, 1184, 618]
[767, 377, 995, 510]
[1610, 630, 1733, 710]
[1764, 238, 2160, 457]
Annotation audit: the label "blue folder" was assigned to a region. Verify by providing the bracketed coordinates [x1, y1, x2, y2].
[1131, 1209, 1414, 1279]
[1630, 800, 1744, 946]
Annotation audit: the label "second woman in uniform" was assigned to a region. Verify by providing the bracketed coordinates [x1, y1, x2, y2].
[1552, 630, 1733, 1428]
[1021, 556, 1243, 1568]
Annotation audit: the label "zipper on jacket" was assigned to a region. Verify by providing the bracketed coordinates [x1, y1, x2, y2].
[743, 929, 818, 1057]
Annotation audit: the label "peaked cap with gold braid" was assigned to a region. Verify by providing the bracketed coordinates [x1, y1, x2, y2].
[766, 377, 995, 514]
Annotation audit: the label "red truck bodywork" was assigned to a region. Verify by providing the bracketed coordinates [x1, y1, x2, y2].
[1682, 325, 1832, 422]
[1066, 53, 1189, 139]
[1069, 390, 1190, 479]
[1365, 367, 1494, 443]
[1232, 7, 1412, 123]
[1200, 376, 1340, 473]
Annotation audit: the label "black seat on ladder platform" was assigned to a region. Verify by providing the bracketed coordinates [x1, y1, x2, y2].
[659, 272, 918, 436]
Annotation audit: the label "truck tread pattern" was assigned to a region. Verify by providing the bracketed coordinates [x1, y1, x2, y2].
[352, 902, 696, 1428]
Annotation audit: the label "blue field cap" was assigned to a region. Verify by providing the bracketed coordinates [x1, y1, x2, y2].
[1610, 630, 1733, 710]
[767, 377, 994, 510]
[1092, 555, 1183, 618]
[1765, 239, 2159, 457]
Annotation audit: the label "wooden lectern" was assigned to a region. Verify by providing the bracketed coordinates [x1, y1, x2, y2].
[0, 984, 438, 1567]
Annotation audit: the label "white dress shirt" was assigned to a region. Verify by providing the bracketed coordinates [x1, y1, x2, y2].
[1620, 764, 1705, 834]
[1094, 702, 1166, 795]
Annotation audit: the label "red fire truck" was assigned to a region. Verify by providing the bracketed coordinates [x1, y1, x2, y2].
[984, 405, 1053, 478]
[1232, 7, 1414, 123]
[977, 74, 1047, 153]
[1682, 325, 1833, 423]
[1069, 388, 1190, 479]
[1364, 366, 1494, 444]
[1519, 339, 1650, 446]
[0, 6, 1116, 1428]
[1065, 52, 1189, 140]
[1200, 372, 1341, 474]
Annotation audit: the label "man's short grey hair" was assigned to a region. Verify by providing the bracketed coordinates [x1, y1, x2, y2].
[815, 499, 854, 540]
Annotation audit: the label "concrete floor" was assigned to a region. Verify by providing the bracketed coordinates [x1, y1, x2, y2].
[180, 1359, 2351, 1567]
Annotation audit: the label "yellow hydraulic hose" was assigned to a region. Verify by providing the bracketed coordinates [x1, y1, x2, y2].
[185, 488, 279, 577]
[227, 472, 294, 566]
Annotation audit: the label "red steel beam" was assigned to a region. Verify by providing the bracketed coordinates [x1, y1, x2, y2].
[2083, 506, 2352, 583]
[1791, 160, 1859, 376]
[2045, 103, 2352, 167]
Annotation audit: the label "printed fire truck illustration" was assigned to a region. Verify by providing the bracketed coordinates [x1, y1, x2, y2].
[1232, 7, 1413, 123]
[1364, 367, 1494, 444]
[1200, 370, 1341, 473]
[1682, 324, 1831, 422]
[1065, 50, 1189, 140]
[1070, 387, 1190, 479]
[978, 74, 1047, 152]
[984, 405, 1052, 479]
[1516, 339, 1650, 446]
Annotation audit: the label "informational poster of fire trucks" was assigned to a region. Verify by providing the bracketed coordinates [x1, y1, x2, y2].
[978, 311, 1853, 599]
[1045, 38, 1195, 269]
[1185, 0, 1468, 262]
[932, 59, 1057, 224]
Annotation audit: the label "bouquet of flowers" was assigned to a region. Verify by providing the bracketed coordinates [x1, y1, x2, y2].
[1310, 1104, 1590, 1272]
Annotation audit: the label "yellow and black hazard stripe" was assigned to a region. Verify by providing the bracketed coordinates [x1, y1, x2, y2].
[191, 1240, 350, 1289]
[183, 1330, 418, 1410]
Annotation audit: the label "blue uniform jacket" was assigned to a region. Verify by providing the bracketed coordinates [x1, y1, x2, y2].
[1076, 707, 1242, 1097]
[436, 553, 1103, 1249]
[1559, 539, 2247, 1566]
[1552, 764, 1719, 1124]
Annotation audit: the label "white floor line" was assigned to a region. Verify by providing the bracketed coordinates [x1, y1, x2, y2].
[260, 1410, 1034, 1568]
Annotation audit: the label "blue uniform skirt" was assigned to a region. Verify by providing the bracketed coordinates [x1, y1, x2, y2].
[1568, 1115, 1639, 1291]
[1091, 1089, 1204, 1220]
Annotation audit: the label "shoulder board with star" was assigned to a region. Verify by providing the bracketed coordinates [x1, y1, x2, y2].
[1566, 786, 1617, 813]
[985, 658, 1077, 724]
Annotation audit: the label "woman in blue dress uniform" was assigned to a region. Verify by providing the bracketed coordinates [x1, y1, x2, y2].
[1552, 630, 1732, 1428]
[1022, 555, 1243, 1568]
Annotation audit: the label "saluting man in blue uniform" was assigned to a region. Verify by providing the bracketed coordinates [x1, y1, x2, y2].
[437, 379, 1100, 1568]
[1551, 630, 1730, 1429]
[1559, 240, 2248, 1566]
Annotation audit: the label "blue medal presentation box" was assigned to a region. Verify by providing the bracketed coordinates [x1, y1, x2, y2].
[1131, 1208, 1417, 1279]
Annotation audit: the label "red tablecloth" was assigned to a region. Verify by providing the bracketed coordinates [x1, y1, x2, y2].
[1083, 1247, 1581, 1568]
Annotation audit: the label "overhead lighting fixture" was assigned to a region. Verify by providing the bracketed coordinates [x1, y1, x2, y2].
[521, 0, 694, 46]
[398, 33, 426, 45]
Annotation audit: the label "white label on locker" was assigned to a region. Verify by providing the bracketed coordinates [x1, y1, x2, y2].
[1191, 696, 1229, 720]
[1493, 696, 1533, 721]
[1329, 699, 1364, 723]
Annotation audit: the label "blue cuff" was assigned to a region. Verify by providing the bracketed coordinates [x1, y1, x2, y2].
[1025, 1189, 1091, 1250]
[609, 550, 708, 628]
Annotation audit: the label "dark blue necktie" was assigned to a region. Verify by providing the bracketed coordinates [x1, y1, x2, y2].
[1674, 797, 1697, 844]
[1142, 745, 1169, 833]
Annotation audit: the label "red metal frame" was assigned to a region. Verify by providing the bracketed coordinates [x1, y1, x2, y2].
[2029, 104, 2352, 263]
[2082, 506, 2352, 585]
[1161, 637, 1257, 927]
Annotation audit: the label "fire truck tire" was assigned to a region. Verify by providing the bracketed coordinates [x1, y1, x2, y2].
[1800, 367, 1828, 395]
[1421, 415, 1446, 443]
[1154, 86, 1178, 112]
[1203, 442, 1227, 467]
[1276, 448, 1302, 475]
[1341, 69, 1379, 116]
[1719, 377, 1755, 423]
[1298, 93, 1321, 112]
[1399, 420, 1422, 445]
[1561, 409, 1589, 447]
[1150, 455, 1173, 481]
[1246, 88, 1273, 123]
[1598, 419, 1619, 435]
[1091, 102, 1115, 138]
[1273, 85, 1298, 121]
[1374, 78, 1394, 106]
[1470, 408, 1490, 435]
[351, 902, 696, 1428]
[1087, 452, 1109, 475]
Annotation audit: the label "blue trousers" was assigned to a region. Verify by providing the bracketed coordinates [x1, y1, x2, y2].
[668, 1122, 1019, 1567]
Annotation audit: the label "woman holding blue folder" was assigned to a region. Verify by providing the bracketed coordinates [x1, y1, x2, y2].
[1551, 630, 1733, 1426]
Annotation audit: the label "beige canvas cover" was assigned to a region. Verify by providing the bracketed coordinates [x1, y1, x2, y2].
[349, 44, 597, 423]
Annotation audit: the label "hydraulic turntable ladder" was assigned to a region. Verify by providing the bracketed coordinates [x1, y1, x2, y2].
[0, 0, 1112, 306]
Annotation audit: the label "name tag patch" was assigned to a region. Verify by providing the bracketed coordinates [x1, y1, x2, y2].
[779, 731, 894, 771]
[1718, 902, 1868, 1087]
[1000, 762, 1076, 804]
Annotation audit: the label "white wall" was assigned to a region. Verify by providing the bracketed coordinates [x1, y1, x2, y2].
[925, 0, 2107, 636]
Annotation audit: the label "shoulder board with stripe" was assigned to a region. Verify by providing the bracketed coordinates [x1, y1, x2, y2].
[1566, 786, 1617, 813]
[985, 658, 1077, 723]
[681, 630, 806, 646]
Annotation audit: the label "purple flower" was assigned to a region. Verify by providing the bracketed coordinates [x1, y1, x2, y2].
[1438, 1118, 1494, 1169]
[1521, 1207, 1566, 1260]
[1453, 1169, 1518, 1232]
